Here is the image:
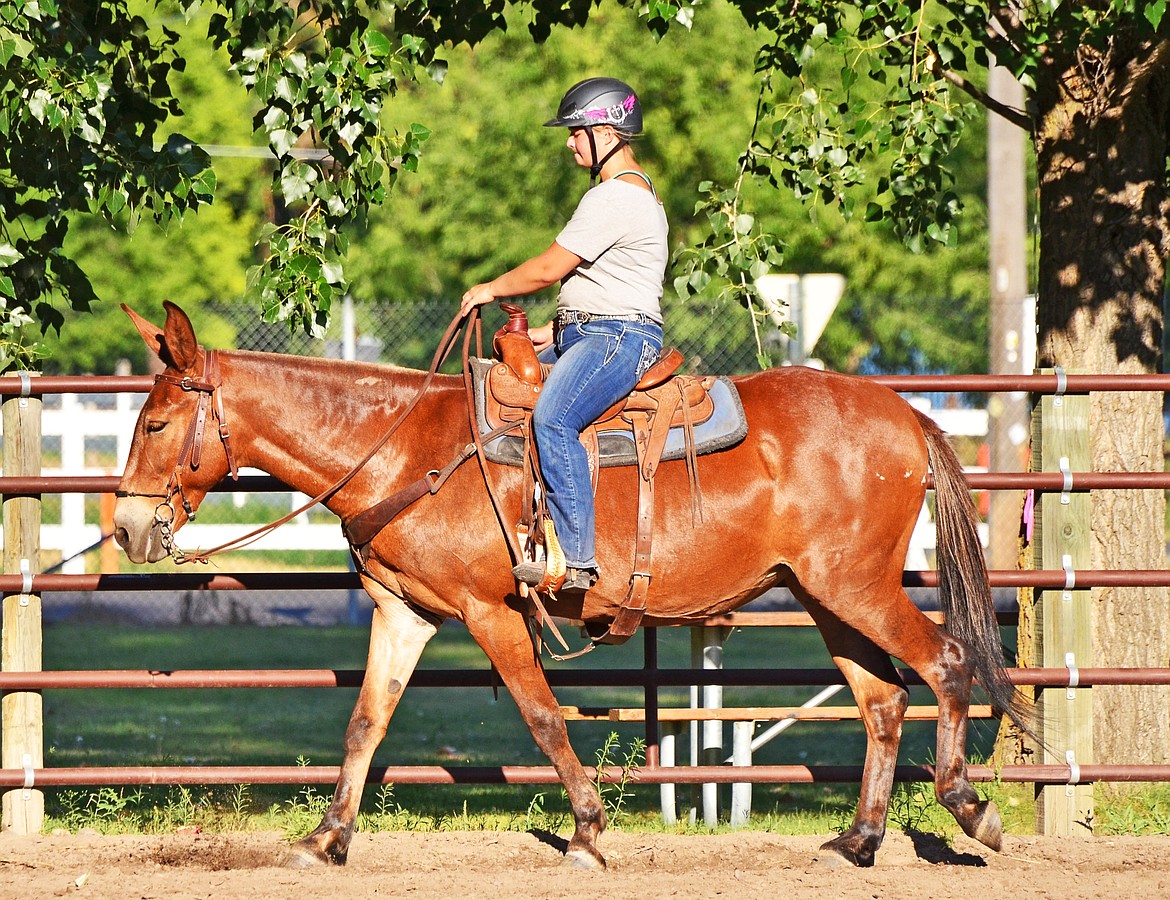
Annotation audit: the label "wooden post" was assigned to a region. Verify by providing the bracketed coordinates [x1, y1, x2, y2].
[2, 385, 44, 833]
[1031, 372, 1093, 834]
[100, 486, 119, 574]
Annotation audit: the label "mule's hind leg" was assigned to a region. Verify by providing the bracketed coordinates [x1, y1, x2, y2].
[464, 600, 607, 869]
[804, 607, 909, 867]
[290, 590, 439, 867]
[808, 581, 1002, 855]
[923, 630, 1003, 850]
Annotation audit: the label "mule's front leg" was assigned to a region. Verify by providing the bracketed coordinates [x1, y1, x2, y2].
[289, 595, 439, 867]
[465, 602, 607, 869]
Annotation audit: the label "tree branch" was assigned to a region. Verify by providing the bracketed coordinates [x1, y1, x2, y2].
[901, 21, 1033, 131]
[937, 64, 1033, 131]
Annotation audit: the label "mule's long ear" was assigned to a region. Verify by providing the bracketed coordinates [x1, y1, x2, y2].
[122, 303, 165, 361]
[121, 302, 201, 372]
[161, 300, 200, 372]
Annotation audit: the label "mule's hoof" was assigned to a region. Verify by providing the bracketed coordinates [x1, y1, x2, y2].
[562, 848, 606, 870]
[812, 850, 852, 870]
[965, 800, 1003, 852]
[285, 840, 348, 868]
[284, 845, 330, 869]
[817, 835, 876, 868]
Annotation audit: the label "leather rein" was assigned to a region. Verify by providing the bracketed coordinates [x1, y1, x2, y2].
[120, 310, 486, 565]
[119, 308, 629, 660]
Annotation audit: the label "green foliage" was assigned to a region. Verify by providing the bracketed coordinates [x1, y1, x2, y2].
[1098, 784, 1170, 835]
[54, 786, 146, 833]
[1, 0, 217, 368]
[18, 0, 1167, 378]
[672, 180, 788, 368]
[887, 776, 939, 833]
[637, 2, 973, 260]
[278, 755, 332, 838]
[10, 0, 999, 377]
[197, 1, 437, 335]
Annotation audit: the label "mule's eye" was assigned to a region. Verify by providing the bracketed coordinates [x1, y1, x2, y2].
[146, 420, 167, 434]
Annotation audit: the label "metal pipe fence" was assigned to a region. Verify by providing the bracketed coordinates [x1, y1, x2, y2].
[2, 370, 1169, 828]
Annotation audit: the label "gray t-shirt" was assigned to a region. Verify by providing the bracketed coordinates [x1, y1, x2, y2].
[553, 177, 668, 322]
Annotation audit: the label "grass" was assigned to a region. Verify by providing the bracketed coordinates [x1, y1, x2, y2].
[34, 620, 1161, 838]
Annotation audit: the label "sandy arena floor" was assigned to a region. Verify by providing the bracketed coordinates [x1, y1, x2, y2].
[1, 828, 1168, 899]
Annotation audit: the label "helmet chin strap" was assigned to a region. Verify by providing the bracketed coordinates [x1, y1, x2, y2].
[585, 126, 627, 184]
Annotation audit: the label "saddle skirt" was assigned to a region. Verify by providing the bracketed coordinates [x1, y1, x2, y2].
[469, 357, 748, 469]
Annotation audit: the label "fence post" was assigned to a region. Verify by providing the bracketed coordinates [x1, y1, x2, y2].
[2, 383, 44, 833]
[1031, 370, 1093, 835]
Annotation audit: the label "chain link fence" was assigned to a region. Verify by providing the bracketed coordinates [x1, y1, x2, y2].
[210, 296, 767, 375]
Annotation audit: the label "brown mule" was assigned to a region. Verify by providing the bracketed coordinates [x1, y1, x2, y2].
[113, 301, 1029, 869]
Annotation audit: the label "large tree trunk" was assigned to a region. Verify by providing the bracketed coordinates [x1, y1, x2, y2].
[1030, 34, 1170, 772]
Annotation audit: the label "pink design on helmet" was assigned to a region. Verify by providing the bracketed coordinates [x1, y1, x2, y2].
[583, 94, 638, 125]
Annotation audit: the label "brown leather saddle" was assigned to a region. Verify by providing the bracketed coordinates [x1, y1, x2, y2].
[487, 304, 717, 645]
[486, 324, 716, 488]
[344, 304, 746, 650]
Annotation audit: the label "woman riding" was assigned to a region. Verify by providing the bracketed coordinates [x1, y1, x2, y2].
[460, 76, 669, 593]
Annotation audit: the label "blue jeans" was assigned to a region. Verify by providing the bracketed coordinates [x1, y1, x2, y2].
[535, 318, 663, 571]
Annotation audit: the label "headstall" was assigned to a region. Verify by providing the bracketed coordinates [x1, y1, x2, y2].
[114, 348, 238, 562]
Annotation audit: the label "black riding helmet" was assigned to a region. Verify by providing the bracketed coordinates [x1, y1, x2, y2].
[545, 77, 643, 183]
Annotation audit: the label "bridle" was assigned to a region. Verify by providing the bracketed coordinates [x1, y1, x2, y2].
[115, 349, 239, 563]
[116, 310, 480, 566]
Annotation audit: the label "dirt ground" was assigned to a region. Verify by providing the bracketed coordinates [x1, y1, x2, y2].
[2, 829, 1168, 900]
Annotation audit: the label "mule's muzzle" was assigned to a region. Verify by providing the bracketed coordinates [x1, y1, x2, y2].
[112, 498, 169, 564]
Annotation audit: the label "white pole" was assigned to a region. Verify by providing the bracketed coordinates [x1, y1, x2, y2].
[58, 392, 86, 575]
[729, 720, 753, 826]
[342, 294, 356, 361]
[700, 625, 723, 826]
[659, 722, 679, 825]
[724, 684, 847, 763]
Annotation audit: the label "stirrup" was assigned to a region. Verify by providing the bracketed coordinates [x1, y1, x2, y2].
[561, 567, 597, 592]
[511, 561, 546, 586]
[513, 518, 567, 591]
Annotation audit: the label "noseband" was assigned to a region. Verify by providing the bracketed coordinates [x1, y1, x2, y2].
[115, 349, 239, 562]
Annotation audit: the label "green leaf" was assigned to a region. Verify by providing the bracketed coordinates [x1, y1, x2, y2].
[0, 244, 22, 267]
[322, 259, 344, 285]
[281, 169, 313, 204]
[1146, 0, 1166, 28]
[364, 27, 392, 58]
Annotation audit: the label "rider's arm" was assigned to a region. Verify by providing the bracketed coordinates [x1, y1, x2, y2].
[460, 242, 581, 315]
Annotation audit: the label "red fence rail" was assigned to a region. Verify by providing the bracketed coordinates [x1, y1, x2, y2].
[2, 372, 1169, 817]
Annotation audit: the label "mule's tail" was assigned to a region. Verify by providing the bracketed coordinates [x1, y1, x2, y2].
[916, 410, 1034, 735]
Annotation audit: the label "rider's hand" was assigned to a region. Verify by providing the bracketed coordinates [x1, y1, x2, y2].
[530, 322, 554, 354]
[460, 282, 496, 318]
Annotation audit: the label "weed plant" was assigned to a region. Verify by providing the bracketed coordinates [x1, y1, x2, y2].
[1097, 784, 1170, 835]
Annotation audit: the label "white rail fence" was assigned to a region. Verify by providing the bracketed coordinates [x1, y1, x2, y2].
[31, 392, 346, 574]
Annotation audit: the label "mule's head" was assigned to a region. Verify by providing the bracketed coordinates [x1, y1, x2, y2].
[114, 301, 233, 563]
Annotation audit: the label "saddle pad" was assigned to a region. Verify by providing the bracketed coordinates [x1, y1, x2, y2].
[469, 358, 748, 468]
